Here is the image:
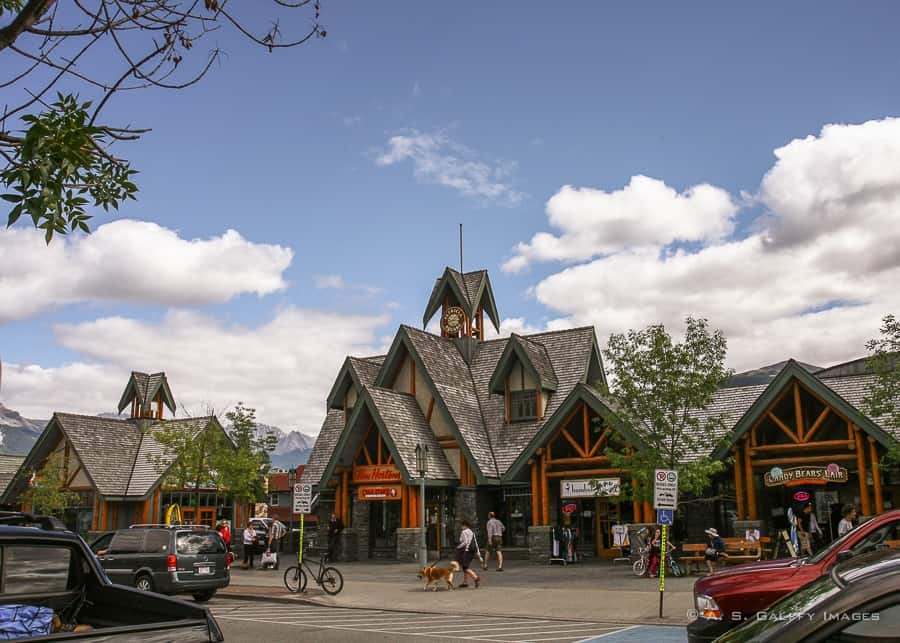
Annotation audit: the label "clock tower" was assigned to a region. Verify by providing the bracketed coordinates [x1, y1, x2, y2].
[422, 267, 501, 340]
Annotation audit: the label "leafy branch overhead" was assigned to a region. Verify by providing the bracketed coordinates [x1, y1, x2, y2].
[1, 0, 326, 242]
[602, 316, 734, 502]
[864, 314, 900, 466]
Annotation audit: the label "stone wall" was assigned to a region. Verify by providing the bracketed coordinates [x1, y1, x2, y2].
[527, 525, 552, 563]
[397, 527, 424, 562]
[350, 497, 370, 560]
[338, 528, 360, 562]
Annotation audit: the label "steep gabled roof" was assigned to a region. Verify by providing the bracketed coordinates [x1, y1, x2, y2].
[124, 417, 218, 496]
[325, 355, 387, 410]
[320, 386, 456, 485]
[0, 455, 26, 497]
[57, 413, 142, 495]
[422, 268, 501, 333]
[300, 409, 345, 486]
[488, 333, 558, 394]
[117, 371, 176, 416]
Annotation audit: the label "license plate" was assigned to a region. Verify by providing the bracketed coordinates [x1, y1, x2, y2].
[197, 566, 212, 575]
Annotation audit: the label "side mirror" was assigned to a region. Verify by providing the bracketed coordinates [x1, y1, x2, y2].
[836, 550, 854, 563]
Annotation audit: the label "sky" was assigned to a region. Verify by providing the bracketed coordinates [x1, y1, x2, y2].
[3, 1, 900, 434]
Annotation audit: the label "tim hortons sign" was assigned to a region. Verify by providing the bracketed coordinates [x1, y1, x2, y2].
[764, 464, 849, 487]
[353, 465, 402, 484]
[357, 485, 401, 501]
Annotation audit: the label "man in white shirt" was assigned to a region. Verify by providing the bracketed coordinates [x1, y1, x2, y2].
[483, 512, 505, 572]
[242, 523, 257, 569]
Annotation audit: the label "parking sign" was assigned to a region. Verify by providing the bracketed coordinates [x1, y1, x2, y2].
[653, 469, 679, 510]
[293, 483, 312, 514]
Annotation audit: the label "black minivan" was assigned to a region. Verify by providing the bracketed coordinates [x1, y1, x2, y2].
[92, 525, 230, 601]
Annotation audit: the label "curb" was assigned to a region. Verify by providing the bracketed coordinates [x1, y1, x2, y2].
[217, 590, 688, 627]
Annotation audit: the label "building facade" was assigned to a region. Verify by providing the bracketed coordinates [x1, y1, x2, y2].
[303, 267, 900, 562]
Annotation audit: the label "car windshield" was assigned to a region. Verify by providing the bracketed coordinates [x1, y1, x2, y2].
[807, 522, 860, 565]
[176, 532, 225, 555]
[717, 573, 842, 642]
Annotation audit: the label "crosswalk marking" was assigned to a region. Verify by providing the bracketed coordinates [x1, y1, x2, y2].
[209, 599, 665, 643]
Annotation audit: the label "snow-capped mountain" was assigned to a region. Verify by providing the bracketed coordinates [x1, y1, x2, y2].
[0, 403, 46, 455]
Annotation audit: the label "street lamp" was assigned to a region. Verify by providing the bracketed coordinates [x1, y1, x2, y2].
[415, 443, 428, 565]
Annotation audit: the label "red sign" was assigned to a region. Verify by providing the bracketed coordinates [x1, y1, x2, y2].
[353, 465, 402, 484]
[562, 503, 578, 515]
[793, 491, 810, 502]
[357, 485, 401, 501]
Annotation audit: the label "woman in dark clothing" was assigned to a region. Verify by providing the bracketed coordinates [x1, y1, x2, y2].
[704, 527, 727, 574]
[648, 527, 662, 577]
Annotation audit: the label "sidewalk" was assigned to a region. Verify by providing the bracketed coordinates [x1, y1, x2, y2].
[221, 559, 697, 625]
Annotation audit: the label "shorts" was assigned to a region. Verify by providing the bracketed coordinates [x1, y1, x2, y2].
[456, 549, 476, 571]
[487, 536, 503, 552]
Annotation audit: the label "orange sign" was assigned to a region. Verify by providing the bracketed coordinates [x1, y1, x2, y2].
[357, 485, 401, 501]
[353, 465, 402, 484]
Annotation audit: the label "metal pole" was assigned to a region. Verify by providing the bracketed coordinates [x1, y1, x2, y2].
[419, 475, 427, 565]
[659, 524, 667, 618]
[288, 469, 295, 556]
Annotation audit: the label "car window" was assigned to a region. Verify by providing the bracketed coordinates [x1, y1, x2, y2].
[849, 522, 900, 557]
[176, 532, 225, 555]
[91, 533, 113, 554]
[143, 530, 170, 553]
[825, 602, 900, 642]
[1, 545, 73, 594]
[109, 530, 144, 554]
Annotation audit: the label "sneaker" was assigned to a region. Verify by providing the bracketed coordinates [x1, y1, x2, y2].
[474, 577, 481, 588]
[459, 584, 469, 588]
[497, 568, 503, 572]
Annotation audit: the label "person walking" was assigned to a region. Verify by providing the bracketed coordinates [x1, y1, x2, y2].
[483, 512, 505, 571]
[704, 528, 726, 574]
[241, 523, 257, 569]
[802, 503, 824, 552]
[838, 505, 857, 537]
[455, 520, 481, 588]
[216, 519, 231, 550]
[648, 527, 662, 578]
[327, 513, 344, 562]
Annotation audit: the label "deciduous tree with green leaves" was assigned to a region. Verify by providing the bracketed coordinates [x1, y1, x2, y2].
[864, 314, 900, 465]
[601, 317, 734, 504]
[24, 450, 79, 516]
[1, 0, 326, 242]
[219, 402, 277, 506]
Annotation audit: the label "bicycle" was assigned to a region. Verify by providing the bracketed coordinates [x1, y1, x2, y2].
[283, 543, 343, 595]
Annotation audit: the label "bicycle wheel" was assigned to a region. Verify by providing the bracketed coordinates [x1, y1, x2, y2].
[632, 559, 646, 576]
[283, 566, 307, 593]
[670, 559, 683, 577]
[320, 566, 344, 595]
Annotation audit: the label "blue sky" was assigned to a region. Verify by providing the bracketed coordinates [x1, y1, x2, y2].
[4, 1, 900, 431]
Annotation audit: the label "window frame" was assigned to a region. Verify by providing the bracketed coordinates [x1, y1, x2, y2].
[509, 389, 538, 422]
[0, 542, 80, 596]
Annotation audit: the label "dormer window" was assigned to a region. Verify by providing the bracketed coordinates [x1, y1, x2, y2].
[509, 390, 538, 422]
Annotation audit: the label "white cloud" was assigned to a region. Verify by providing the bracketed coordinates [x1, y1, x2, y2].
[315, 274, 346, 289]
[503, 175, 737, 272]
[0, 220, 292, 322]
[509, 117, 900, 371]
[374, 129, 525, 205]
[2, 308, 388, 432]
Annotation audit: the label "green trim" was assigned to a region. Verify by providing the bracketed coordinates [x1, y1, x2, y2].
[421, 268, 501, 333]
[470, 271, 501, 333]
[325, 357, 358, 411]
[503, 384, 649, 482]
[583, 331, 609, 392]
[488, 335, 558, 395]
[710, 360, 898, 460]
[373, 327, 491, 483]
[116, 372, 176, 416]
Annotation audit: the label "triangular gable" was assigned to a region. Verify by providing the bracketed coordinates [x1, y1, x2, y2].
[488, 334, 558, 394]
[117, 371, 176, 416]
[300, 409, 345, 486]
[422, 268, 501, 333]
[375, 326, 498, 480]
[503, 384, 649, 481]
[711, 359, 897, 460]
[326, 356, 385, 410]
[320, 386, 455, 485]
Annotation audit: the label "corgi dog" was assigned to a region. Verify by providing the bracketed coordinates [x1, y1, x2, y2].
[416, 560, 460, 591]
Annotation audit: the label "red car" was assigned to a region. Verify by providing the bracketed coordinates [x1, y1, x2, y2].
[687, 509, 900, 642]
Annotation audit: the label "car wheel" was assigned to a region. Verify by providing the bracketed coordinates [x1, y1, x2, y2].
[192, 590, 216, 602]
[134, 574, 154, 592]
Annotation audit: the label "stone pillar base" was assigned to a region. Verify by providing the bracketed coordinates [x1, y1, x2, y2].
[338, 528, 360, 562]
[528, 525, 552, 563]
[397, 527, 425, 562]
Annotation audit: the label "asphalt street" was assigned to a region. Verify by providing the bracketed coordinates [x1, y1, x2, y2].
[209, 598, 687, 642]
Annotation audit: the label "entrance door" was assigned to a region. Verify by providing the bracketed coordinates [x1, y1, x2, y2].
[369, 501, 401, 556]
[595, 501, 622, 558]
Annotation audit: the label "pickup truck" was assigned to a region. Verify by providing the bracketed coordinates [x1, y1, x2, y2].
[687, 508, 900, 642]
[0, 512, 224, 641]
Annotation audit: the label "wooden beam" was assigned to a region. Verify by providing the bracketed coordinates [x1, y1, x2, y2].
[854, 427, 871, 516]
[91, 495, 100, 531]
[588, 427, 610, 458]
[804, 406, 831, 443]
[386, 452, 393, 465]
[426, 397, 435, 423]
[65, 465, 83, 488]
[362, 444, 373, 466]
[531, 461, 540, 527]
[869, 438, 884, 514]
[546, 455, 610, 467]
[540, 451, 549, 526]
[505, 380, 510, 424]
[751, 453, 857, 466]
[560, 428, 588, 458]
[733, 446, 745, 521]
[536, 389, 543, 420]
[642, 502, 653, 523]
[342, 470, 350, 527]
[376, 432, 382, 466]
[750, 439, 854, 454]
[794, 382, 805, 442]
[460, 452, 467, 485]
[632, 479, 640, 524]
[744, 436, 757, 520]
[768, 412, 801, 444]
[400, 483, 408, 528]
[582, 404, 590, 456]
[546, 468, 624, 478]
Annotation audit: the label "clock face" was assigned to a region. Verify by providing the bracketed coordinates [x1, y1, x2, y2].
[440, 306, 466, 334]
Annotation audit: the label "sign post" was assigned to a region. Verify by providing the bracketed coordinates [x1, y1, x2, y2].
[653, 469, 679, 619]
[293, 483, 312, 565]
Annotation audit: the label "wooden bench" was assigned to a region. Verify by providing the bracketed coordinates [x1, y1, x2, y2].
[884, 539, 900, 550]
[759, 536, 773, 560]
[680, 543, 707, 575]
[722, 537, 762, 565]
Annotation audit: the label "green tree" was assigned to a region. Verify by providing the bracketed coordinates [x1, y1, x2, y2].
[864, 314, 900, 465]
[24, 450, 78, 516]
[601, 316, 734, 503]
[1, 0, 325, 242]
[218, 402, 277, 505]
